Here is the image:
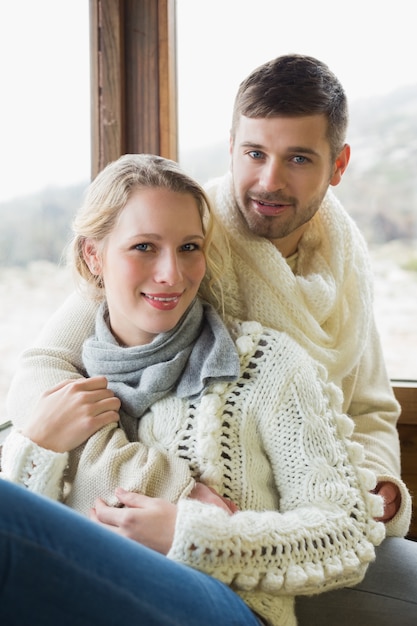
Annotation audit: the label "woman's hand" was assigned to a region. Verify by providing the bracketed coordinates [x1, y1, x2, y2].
[89, 483, 238, 556]
[21, 376, 121, 452]
[90, 488, 177, 555]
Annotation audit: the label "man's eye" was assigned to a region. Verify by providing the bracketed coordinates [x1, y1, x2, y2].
[248, 150, 263, 160]
[293, 155, 308, 164]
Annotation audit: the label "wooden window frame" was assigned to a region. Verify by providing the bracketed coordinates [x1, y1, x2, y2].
[89, 0, 177, 178]
[90, 1, 417, 417]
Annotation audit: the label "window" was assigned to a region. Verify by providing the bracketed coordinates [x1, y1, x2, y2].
[1, 0, 415, 431]
[176, 0, 417, 382]
[0, 0, 176, 428]
[0, 1, 90, 423]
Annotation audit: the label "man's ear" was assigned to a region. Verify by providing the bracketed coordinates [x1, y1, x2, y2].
[229, 132, 234, 156]
[83, 238, 101, 275]
[330, 143, 350, 186]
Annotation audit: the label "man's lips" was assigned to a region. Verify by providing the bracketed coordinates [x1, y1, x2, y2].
[252, 198, 291, 216]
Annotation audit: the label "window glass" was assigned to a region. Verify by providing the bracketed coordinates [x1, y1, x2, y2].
[0, 1, 90, 423]
[176, 0, 417, 381]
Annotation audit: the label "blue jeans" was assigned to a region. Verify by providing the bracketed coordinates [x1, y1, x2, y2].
[296, 536, 417, 625]
[0, 481, 260, 626]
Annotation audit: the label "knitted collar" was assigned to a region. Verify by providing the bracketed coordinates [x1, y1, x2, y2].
[82, 298, 240, 418]
[205, 172, 373, 382]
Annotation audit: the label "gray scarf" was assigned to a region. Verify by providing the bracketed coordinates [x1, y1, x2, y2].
[82, 298, 240, 418]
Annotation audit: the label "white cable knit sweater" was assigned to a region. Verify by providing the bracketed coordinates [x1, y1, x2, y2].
[2, 318, 385, 626]
[202, 174, 411, 538]
[4, 175, 411, 537]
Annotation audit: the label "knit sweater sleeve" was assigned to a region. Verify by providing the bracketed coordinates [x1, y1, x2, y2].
[6, 291, 97, 430]
[168, 331, 386, 596]
[0, 419, 195, 516]
[341, 318, 412, 537]
[65, 421, 195, 516]
[0, 429, 68, 500]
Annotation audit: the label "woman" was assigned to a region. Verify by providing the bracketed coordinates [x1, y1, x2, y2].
[1, 154, 384, 626]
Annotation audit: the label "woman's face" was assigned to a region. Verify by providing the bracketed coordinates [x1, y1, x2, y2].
[87, 187, 206, 346]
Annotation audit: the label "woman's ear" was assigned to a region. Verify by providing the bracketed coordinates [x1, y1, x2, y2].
[330, 143, 350, 186]
[83, 238, 101, 275]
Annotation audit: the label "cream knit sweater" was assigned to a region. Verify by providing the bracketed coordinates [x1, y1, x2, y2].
[203, 174, 411, 538]
[2, 318, 385, 626]
[4, 174, 411, 536]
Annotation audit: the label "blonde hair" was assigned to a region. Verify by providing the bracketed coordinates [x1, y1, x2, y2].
[68, 153, 226, 310]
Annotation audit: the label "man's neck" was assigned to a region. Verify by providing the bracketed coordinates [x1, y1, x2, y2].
[269, 223, 308, 257]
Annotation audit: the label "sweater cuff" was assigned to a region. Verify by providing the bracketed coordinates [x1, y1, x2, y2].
[0, 429, 68, 500]
[378, 473, 413, 538]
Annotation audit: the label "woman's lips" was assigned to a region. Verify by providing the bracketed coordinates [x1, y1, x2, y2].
[143, 293, 182, 310]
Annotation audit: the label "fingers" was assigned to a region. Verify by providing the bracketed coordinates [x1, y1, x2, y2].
[66, 377, 119, 407]
[89, 507, 99, 523]
[77, 377, 122, 416]
[72, 376, 111, 391]
[93, 497, 128, 528]
[25, 376, 121, 452]
[92, 491, 176, 554]
[189, 482, 238, 514]
[85, 395, 121, 420]
[42, 376, 121, 418]
[42, 376, 107, 395]
[374, 481, 401, 522]
[89, 502, 125, 537]
[115, 487, 150, 508]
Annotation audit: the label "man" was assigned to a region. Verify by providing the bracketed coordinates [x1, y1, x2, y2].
[7, 55, 416, 624]
[204, 54, 410, 533]
[200, 54, 416, 623]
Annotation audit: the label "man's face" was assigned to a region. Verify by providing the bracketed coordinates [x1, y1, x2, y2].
[230, 114, 347, 252]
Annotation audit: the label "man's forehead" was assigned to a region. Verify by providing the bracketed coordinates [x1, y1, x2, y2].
[235, 114, 329, 142]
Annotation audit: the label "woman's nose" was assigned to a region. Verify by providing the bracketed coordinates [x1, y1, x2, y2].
[154, 252, 183, 285]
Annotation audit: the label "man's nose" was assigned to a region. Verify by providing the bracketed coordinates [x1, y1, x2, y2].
[259, 160, 286, 191]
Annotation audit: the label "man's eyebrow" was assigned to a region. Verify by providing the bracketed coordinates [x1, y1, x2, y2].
[285, 146, 320, 156]
[239, 141, 320, 156]
[240, 141, 265, 150]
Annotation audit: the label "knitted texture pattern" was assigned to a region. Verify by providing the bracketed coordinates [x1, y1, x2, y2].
[1, 319, 385, 626]
[0, 430, 68, 500]
[204, 173, 373, 382]
[203, 174, 411, 538]
[3, 177, 410, 540]
[161, 320, 385, 625]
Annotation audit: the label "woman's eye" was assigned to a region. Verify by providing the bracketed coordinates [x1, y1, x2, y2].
[134, 243, 151, 251]
[181, 243, 200, 252]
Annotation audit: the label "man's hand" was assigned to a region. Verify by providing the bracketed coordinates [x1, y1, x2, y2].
[22, 376, 121, 452]
[374, 481, 401, 522]
[90, 488, 177, 554]
[188, 482, 239, 514]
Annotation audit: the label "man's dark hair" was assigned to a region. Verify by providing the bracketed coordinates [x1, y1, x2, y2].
[231, 54, 348, 159]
